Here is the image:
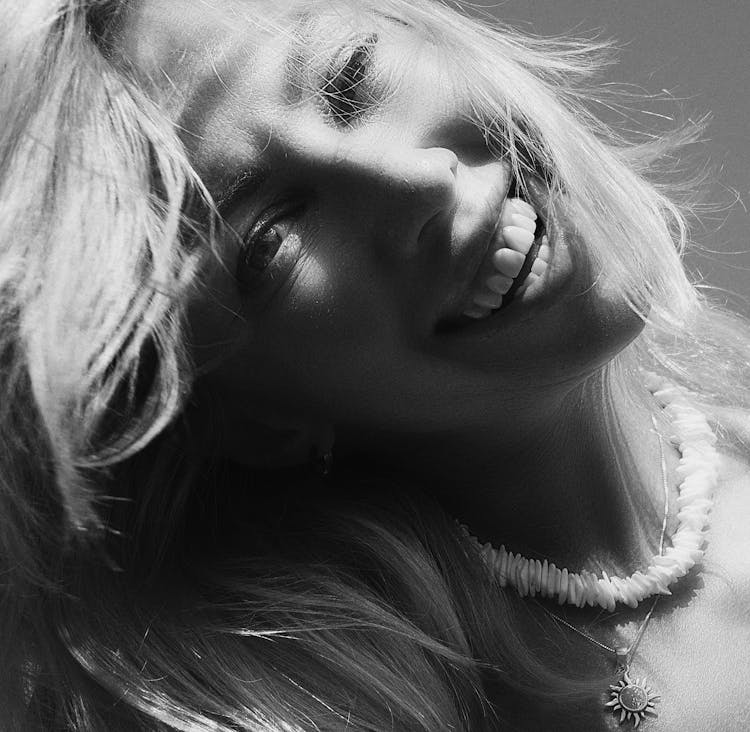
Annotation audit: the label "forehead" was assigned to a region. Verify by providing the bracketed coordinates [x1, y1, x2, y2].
[115, 0, 396, 108]
[114, 0, 408, 191]
[115, 0, 298, 113]
[114, 1, 297, 190]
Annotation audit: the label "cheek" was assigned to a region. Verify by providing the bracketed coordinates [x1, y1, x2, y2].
[200, 247, 408, 422]
[254, 272, 401, 400]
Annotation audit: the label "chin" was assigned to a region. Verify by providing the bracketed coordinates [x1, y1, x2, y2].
[553, 289, 646, 382]
[432, 238, 647, 393]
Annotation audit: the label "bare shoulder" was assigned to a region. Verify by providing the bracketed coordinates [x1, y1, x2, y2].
[717, 405, 750, 440]
[646, 419, 750, 732]
[707, 406, 750, 609]
[712, 406, 750, 538]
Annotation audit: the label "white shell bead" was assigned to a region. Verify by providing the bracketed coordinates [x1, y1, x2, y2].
[519, 562, 530, 596]
[558, 568, 569, 604]
[534, 559, 543, 592]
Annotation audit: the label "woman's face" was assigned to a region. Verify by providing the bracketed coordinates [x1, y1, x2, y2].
[122, 0, 644, 442]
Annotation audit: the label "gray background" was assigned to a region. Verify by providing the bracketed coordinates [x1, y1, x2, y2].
[470, 1, 750, 315]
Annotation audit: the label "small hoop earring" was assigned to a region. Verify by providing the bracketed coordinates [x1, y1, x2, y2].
[310, 446, 333, 477]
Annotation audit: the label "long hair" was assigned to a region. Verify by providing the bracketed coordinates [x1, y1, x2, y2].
[1, 1, 748, 729]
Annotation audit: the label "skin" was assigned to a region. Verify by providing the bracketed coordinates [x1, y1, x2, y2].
[115, 2, 750, 728]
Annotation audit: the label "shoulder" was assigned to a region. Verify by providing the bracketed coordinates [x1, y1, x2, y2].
[712, 407, 750, 521]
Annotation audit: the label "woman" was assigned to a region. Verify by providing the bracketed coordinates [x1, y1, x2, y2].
[2, 0, 748, 729]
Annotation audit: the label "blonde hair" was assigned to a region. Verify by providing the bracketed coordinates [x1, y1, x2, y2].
[1, 1, 748, 729]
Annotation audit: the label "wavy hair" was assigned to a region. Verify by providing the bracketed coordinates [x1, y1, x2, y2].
[1, 0, 748, 730]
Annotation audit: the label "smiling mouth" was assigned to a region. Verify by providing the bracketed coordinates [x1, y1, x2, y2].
[438, 175, 550, 331]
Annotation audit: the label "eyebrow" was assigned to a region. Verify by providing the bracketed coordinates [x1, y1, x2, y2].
[214, 165, 271, 218]
[282, 9, 408, 101]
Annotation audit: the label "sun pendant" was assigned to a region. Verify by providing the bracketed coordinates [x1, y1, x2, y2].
[606, 672, 660, 727]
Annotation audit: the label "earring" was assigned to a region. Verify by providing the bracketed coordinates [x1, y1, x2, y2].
[309, 445, 334, 477]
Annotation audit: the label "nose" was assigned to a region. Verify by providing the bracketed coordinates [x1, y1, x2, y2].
[375, 146, 460, 258]
[390, 146, 459, 214]
[326, 144, 459, 247]
[377, 145, 458, 212]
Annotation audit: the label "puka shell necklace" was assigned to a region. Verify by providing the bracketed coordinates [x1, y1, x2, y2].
[460, 374, 719, 612]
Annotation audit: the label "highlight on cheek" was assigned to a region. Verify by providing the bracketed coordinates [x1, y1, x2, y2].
[293, 253, 328, 294]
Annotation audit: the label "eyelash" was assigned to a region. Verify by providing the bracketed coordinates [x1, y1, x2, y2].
[237, 201, 304, 284]
[321, 34, 379, 125]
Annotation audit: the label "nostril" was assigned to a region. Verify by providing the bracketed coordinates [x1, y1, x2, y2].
[445, 148, 459, 175]
[423, 147, 458, 177]
[414, 147, 459, 211]
[378, 146, 459, 241]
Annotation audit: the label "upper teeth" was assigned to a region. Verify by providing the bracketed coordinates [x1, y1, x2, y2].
[462, 197, 549, 319]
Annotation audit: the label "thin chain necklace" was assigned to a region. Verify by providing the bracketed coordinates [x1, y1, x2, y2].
[536, 420, 669, 726]
[460, 377, 720, 726]
[542, 595, 662, 727]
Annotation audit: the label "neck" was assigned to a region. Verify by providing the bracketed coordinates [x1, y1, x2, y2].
[351, 370, 678, 578]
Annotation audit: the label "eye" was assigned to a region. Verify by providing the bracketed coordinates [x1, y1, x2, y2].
[244, 224, 285, 271]
[237, 203, 303, 284]
[322, 34, 378, 125]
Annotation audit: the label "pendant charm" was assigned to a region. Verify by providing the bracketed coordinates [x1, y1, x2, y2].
[606, 671, 660, 727]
